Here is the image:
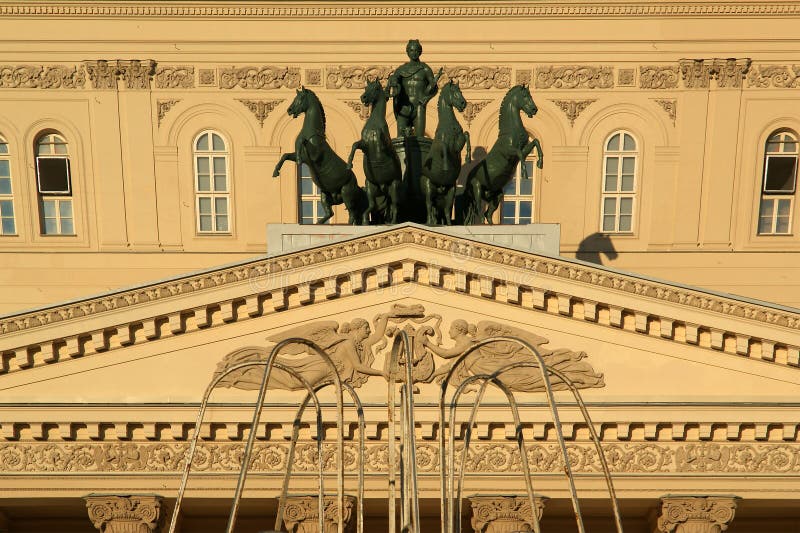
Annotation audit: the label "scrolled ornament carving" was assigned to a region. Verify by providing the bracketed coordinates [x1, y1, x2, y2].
[85, 495, 162, 533]
[218, 66, 300, 89]
[325, 65, 393, 89]
[154, 65, 194, 88]
[117, 60, 156, 90]
[711, 58, 751, 88]
[653, 99, 677, 125]
[283, 495, 357, 533]
[441, 66, 512, 89]
[156, 99, 179, 127]
[462, 99, 492, 128]
[237, 98, 285, 127]
[640, 65, 679, 89]
[551, 99, 596, 126]
[680, 59, 712, 89]
[469, 495, 546, 533]
[657, 496, 738, 533]
[0, 64, 86, 89]
[535, 65, 614, 89]
[747, 64, 800, 88]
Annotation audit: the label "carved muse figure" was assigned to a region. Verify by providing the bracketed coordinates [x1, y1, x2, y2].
[388, 39, 444, 138]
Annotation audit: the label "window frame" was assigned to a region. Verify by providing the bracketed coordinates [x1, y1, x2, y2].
[193, 130, 232, 235]
[757, 129, 798, 236]
[0, 136, 16, 236]
[35, 132, 75, 236]
[298, 162, 329, 225]
[501, 159, 535, 225]
[600, 130, 639, 234]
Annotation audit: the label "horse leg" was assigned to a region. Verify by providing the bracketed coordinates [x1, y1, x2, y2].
[467, 175, 484, 226]
[463, 132, 472, 164]
[484, 192, 503, 225]
[387, 179, 403, 224]
[363, 180, 379, 225]
[420, 175, 438, 226]
[272, 152, 296, 177]
[346, 140, 364, 170]
[341, 177, 364, 226]
[317, 191, 335, 225]
[442, 184, 456, 226]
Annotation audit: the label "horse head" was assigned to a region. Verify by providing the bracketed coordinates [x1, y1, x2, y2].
[360, 77, 385, 106]
[442, 79, 467, 113]
[287, 86, 310, 118]
[516, 84, 538, 118]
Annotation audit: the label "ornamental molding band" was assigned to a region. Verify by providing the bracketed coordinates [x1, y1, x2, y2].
[747, 65, 800, 88]
[218, 66, 301, 89]
[84, 495, 162, 533]
[283, 495, 357, 533]
[154, 65, 194, 89]
[156, 99, 180, 127]
[2, 227, 800, 374]
[237, 98, 285, 127]
[469, 495, 547, 533]
[535, 65, 614, 90]
[679, 59, 751, 89]
[326, 66, 399, 89]
[653, 99, 677, 126]
[440, 66, 512, 89]
[1, 4, 799, 18]
[83, 60, 156, 90]
[657, 496, 738, 533]
[0, 64, 85, 89]
[2, 442, 799, 474]
[213, 304, 604, 391]
[639, 66, 679, 89]
[551, 99, 596, 127]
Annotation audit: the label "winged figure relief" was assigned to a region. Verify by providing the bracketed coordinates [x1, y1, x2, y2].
[214, 315, 392, 391]
[422, 320, 605, 392]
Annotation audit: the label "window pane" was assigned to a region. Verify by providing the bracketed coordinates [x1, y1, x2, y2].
[503, 179, 517, 195]
[0, 177, 11, 195]
[1, 217, 14, 234]
[621, 174, 634, 192]
[42, 200, 56, 218]
[519, 217, 532, 224]
[519, 177, 533, 195]
[776, 217, 790, 234]
[212, 133, 225, 151]
[196, 133, 209, 151]
[524, 161, 534, 178]
[0, 142, 7, 154]
[767, 140, 781, 153]
[603, 197, 617, 215]
[213, 157, 226, 175]
[301, 200, 313, 217]
[198, 197, 212, 214]
[0, 160, 9, 177]
[214, 174, 227, 192]
[54, 141, 68, 155]
[621, 156, 635, 175]
[199, 214, 212, 231]
[602, 214, 616, 232]
[0, 199, 12, 216]
[606, 134, 620, 151]
[623, 133, 636, 151]
[215, 197, 228, 215]
[784, 140, 797, 153]
[519, 201, 532, 218]
[300, 163, 312, 178]
[216, 215, 229, 231]
[758, 216, 772, 234]
[60, 218, 74, 235]
[44, 218, 57, 234]
[620, 197, 633, 215]
[300, 176, 314, 195]
[501, 202, 516, 219]
[37, 158, 70, 193]
[764, 156, 797, 192]
[619, 214, 632, 232]
[59, 200, 72, 218]
[196, 157, 209, 175]
[777, 198, 792, 217]
[760, 198, 775, 218]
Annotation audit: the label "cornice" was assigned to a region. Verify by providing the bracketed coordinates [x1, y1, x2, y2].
[1, 226, 799, 375]
[1, 2, 800, 19]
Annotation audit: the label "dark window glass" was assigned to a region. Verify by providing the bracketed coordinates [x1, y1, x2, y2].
[764, 156, 797, 193]
[37, 158, 71, 194]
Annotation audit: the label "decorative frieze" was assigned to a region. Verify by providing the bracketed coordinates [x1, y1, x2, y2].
[747, 64, 800, 88]
[653, 99, 677, 125]
[218, 66, 300, 89]
[0, 64, 85, 89]
[154, 65, 194, 88]
[197, 68, 216, 86]
[680, 59, 713, 89]
[462, 99, 492, 128]
[283, 495, 357, 533]
[85, 495, 162, 533]
[441, 66, 512, 89]
[535, 65, 614, 89]
[84, 60, 118, 89]
[617, 68, 635, 86]
[469, 495, 546, 533]
[516, 69, 532, 86]
[305, 68, 323, 86]
[117, 60, 156, 89]
[657, 496, 738, 533]
[2, 442, 799, 474]
[237, 98, 285, 127]
[156, 99, 179, 127]
[679, 59, 751, 89]
[640, 66, 679, 89]
[326, 65, 393, 89]
[551, 99, 596, 126]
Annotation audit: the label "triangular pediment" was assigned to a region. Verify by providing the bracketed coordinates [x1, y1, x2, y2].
[1, 223, 800, 406]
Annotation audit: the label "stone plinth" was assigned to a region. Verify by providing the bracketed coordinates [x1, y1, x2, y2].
[282, 495, 357, 533]
[469, 495, 547, 533]
[393, 136, 431, 223]
[267, 222, 560, 257]
[657, 496, 739, 533]
[84, 495, 162, 533]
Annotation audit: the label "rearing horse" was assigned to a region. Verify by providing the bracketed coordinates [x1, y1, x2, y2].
[462, 84, 543, 225]
[347, 78, 404, 224]
[273, 87, 365, 225]
[420, 80, 471, 225]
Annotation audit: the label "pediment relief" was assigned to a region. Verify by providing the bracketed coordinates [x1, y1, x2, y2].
[1, 226, 799, 379]
[214, 304, 604, 393]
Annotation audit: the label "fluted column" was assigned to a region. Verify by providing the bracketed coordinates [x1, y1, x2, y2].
[469, 495, 547, 533]
[657, 496, 739, 533]
[85, 494, 162, 533]
[282, 495, 357, 533]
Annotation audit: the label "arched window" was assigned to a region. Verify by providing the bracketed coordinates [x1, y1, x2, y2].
[298, 163, 328, 224]
[194, 131, 230, 233]
[0, 136, 15, 235]
[758, 130, 798, 235]
[35, 132, 73, 235]
[601, 131, 638, 233]
[501, 159, 535, 224]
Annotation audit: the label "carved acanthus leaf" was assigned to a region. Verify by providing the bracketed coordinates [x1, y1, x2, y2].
[283, 496, 357, 533]
[747, 64, 800, 88]
[462, 100, 492, 128]
[326, 65, 393, 89]
[657, 497, 738, 533]
[551, 99, 596, 126]
[535, 65, 614, 89]
[0, 64, 85, 89]
[653, 99, 677, 125]
[440, 66, 512, 89]
[117, 59, 156, 89]
[343, 99, 370, 121]
[470, 495, 546, 533]
[305, 68, 323, 86]
[237, 98, 285, 127]
[155, 65, 194, 88]
[156, 99, 180, 127]
[218, 66, 300, 89]
[85, 495, 162, 532]
[639, 65, 679, 89]
[680, 58, 751, 89]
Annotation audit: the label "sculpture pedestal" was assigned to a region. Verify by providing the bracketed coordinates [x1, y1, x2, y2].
[393, 136, 431, 224]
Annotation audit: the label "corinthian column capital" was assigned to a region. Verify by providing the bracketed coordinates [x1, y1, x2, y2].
[657, 495, 739, 533]
[282, 495, 357, 533]
[468, 494, 547, 533]
[84, 494, 162, 533]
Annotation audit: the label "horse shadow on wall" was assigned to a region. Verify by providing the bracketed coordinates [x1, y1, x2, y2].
[576, 232, 619, 265]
